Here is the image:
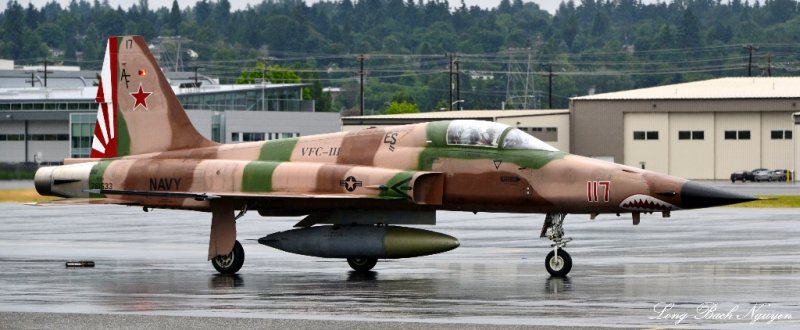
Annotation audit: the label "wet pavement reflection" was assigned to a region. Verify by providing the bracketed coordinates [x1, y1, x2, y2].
[0, 204, 798, 327]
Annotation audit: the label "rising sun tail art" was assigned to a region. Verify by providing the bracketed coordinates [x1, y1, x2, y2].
[33, 35, 756, 277]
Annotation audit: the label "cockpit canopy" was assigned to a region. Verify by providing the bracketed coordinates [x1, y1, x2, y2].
[445, 120, 559, 152]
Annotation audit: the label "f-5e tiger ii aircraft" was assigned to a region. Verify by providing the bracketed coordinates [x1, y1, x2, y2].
[34, 35, 755, 277]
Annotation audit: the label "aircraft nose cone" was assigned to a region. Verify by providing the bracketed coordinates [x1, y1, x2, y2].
[680, 181, 757, 209]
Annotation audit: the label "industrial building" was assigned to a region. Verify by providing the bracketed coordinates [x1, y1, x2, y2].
[571, 77, 799, 180]
[341, 109, 571, 152]
[0, 69, 340, 164]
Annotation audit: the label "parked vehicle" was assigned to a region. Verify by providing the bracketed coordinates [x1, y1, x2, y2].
[730, 171, 749, 183]
[771, 169, 791, 182]
[731, 168, 793, 183]
[752, 168, 771, 182]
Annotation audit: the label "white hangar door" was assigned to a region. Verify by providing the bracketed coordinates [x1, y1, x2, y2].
[668, 113, 714, 179]
[715, 112, 761, 180]
[624, 113, 669, 174]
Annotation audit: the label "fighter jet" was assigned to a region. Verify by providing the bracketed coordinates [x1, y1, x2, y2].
[34, 36, 755, 277]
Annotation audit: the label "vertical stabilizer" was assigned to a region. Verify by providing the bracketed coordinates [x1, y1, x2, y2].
[90, 35, 216, 158]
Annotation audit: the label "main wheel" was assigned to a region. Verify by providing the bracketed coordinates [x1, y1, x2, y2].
[212, 240, 245, 274]
[347, 257, 378, 272]
[545, 249, 572, 277]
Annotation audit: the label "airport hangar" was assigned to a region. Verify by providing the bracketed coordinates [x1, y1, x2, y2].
[571, 77, 799, 180]
[343, 77, 799, 180]
[0, 68, 340, 164]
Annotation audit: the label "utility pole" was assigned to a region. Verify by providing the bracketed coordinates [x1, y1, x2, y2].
[259, 53, 270, 83]
[547, 64, 554, 109]
[191, 65, 203, 86]
[448, 54, 453, 110]
[38, 59, 53, 87]
[455, 58, 461, 110]
[767, 54, 772, 77]
[25, 71, 35, 87]
[358, 54, 365, 116]
[259, 56, 268, 111]
[744, 45, 758, 77]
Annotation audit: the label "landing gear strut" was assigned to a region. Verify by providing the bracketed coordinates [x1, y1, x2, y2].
[209, 200, 245, 274]
[541, 213, 572, 277]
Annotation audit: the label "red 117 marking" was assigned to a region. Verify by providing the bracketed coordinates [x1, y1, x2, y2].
[587, 181, 611, 202]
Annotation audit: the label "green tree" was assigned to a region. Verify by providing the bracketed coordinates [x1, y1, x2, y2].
[169, 0, 181, 32]
[765, 0, 796, 24]
[2, 0, 25, 60]
[386, 101, 419, 114]
[20, 29, 48, 62]
[679, 8, 702, 48]
[236, 63, 301, 85]
[434, 100, 449, 111]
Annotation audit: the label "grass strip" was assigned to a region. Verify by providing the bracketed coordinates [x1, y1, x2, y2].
[0, 189, 59, 203]
[727, 195, 800, 208]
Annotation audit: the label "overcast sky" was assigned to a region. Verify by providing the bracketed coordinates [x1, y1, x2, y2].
[5, 0, 568, 15]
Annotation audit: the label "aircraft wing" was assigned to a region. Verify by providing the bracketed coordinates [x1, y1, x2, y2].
[87, 189, 406, 201]
[84, 188, 434, 225]
[26, 197, 138, 206]
[27, 190, 405, 208]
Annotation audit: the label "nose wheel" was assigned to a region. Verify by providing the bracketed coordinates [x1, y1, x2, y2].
[545, 248, 572, 277]
[541, 212, 572, 277]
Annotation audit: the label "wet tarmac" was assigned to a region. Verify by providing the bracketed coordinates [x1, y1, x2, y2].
[0, 203, 798, 328]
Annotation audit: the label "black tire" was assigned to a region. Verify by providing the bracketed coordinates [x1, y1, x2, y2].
[212, 240, 245, 274]
[347, 257, 378, 272]
[545, 249, 572, 277]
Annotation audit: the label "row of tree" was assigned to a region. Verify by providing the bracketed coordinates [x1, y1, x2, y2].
[2, 0, 800, 113]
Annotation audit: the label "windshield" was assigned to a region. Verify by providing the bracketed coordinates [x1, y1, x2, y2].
[446, 120, 506, 148]
[502, 128, 559, 151]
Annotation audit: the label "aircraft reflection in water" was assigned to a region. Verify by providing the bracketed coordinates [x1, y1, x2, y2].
[34, 35, 755, 277]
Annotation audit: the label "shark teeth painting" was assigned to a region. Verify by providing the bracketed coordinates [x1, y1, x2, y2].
[620, 194, 679, 212]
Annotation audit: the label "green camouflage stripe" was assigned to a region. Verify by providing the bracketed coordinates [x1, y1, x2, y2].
[88, 160, 114, 197]
[241, 161, 281, 192]
[425, 121, 451, 147]
[116, 113, 130, 156]
[259, 138, 299, 161]
[379, 171, 416, 199]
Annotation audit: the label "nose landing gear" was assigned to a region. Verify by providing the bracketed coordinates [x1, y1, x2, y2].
[541, 213, 572, 277]
[545, 248, 572, 277]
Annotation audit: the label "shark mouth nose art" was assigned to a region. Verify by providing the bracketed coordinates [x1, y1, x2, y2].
[619, 194, 678, 212]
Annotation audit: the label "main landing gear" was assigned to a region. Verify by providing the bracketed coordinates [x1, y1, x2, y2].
[541, 213, 572, 277]
[347, 257, 378, 272]
[212, 240, 245, 274]
[209, 201, 247, 275]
